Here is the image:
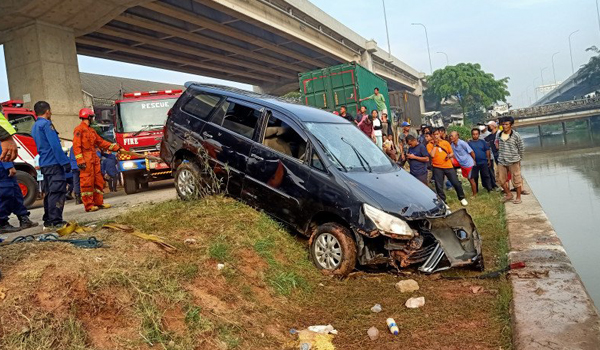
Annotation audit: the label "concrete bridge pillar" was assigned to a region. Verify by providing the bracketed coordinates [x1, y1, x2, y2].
[360, 40, 378, 71]
[3, 21, 83, 136]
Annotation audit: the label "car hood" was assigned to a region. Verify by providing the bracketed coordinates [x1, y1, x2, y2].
[341, 169, 445, 219]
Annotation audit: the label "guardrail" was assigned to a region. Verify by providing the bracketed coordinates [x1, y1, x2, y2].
[507, 96, 600, 120]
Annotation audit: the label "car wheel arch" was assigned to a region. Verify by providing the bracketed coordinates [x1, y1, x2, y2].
[173, 149, 197, 169]
[305, 211, 351, 237]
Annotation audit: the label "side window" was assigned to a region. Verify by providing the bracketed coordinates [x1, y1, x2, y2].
[182, 92, 221, 120]
[213, 102, 260, 139]
[262, 114, 307, 162]
[311, 150, 326, 171]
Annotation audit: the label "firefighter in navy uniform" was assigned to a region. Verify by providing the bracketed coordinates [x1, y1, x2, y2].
[73, 108, 121, 212]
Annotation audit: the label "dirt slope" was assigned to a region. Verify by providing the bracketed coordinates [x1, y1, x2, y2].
[0, 195, 511, 350]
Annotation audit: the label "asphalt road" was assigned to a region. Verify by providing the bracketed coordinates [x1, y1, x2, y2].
[1, 180, 177, 242]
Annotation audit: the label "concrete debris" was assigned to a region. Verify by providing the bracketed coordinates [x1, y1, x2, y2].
[367, 326, 379, 340]
[405, 296, 425, 309]
[395, 279, 420, 293]
[534, 287, 546, 296]
[515, 270, 550, 279]
[470, 286, 484, 294]
[217, 263, 225, 270]
[307, 324, 337, 335]
[370, 304, 382, 313]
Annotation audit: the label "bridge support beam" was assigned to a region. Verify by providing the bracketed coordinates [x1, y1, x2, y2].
[3, 21, 83, 136]
[561, 121, 567, 134]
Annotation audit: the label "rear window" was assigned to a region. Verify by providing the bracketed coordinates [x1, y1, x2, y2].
[182, 93, 221, 120]
[8, 113, 36, 135]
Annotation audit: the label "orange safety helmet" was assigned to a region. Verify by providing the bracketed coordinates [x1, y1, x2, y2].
[79, 108, 95, 119]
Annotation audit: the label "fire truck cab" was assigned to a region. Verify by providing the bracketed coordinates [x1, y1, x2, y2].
[114, 89, 182, 194]
[1, 100, 39, 207]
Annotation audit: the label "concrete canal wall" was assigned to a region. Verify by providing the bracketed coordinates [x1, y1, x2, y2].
[506, 180, 600, 349]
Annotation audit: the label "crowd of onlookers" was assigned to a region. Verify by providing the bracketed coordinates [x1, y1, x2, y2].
[333, 90, 526, 208]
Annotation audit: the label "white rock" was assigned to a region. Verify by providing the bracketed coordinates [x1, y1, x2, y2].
[307, 324, 337, 334]
[184, 238, 197, 245]
[217, 263, 225, 270]
[405, 296, 425, 309]
[395, 279, 420, 293]
[367, 326, 379, 340]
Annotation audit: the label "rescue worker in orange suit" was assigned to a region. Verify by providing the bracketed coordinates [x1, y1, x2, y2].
[73, 108, 121, 212]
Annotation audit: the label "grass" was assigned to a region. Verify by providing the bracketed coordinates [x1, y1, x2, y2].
[0, 190, 513, 349]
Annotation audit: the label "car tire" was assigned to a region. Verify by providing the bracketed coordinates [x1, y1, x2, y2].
[174, 162, 202, 201]
[310, 222, 357, 276]
[16, 170, 38, 208]
[124, 174, 138, 195]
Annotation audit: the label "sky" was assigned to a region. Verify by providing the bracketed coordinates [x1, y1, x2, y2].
[0, 0, 598, 109]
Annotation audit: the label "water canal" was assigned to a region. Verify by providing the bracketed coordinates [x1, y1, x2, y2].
[520, 119, 600, 307]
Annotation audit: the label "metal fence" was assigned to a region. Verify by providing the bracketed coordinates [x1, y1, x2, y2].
[506, 96, 600, 120]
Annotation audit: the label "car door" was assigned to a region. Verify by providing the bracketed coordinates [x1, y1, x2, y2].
[201, 98, 262, 198]
[242, 110, 312, 229]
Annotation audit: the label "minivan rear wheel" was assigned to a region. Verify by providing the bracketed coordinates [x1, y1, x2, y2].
[310, 223, 357, 276]
[175, 162, 202, 200]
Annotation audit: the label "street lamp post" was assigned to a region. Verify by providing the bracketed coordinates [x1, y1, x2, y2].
[596, 0, 600, 38]
[569, 30, 580, 74]
[551, 52, 560, 85]
[533, 77, 540, 101]
[412, 23, 433, 74]
[540, 67, 548, 86]
[436, 51, 449, 66]
[382, 0, 392, 58]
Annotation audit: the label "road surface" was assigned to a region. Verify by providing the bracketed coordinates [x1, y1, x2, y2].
[1, 180, 177, 242]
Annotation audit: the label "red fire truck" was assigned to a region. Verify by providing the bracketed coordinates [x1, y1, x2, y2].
[1, 100, 39, 207]
[114, 89, 182, 194]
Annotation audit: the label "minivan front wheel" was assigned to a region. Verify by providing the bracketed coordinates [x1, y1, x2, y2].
[310, 223, 357, 276]
[175, 162, 202, 200]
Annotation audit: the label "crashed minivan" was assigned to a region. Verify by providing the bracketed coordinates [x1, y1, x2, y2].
[160, 84, 483, 276]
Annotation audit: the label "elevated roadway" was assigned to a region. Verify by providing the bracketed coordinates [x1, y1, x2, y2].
[0, 0, 424, 134]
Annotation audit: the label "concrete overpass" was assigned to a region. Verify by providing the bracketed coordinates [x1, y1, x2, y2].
[0, 0, 424, 135]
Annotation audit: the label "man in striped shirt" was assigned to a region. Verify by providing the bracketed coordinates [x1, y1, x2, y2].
[496, 117, 524, 204]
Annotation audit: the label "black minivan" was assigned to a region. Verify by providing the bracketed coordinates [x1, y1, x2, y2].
[160, 84, 483, 275]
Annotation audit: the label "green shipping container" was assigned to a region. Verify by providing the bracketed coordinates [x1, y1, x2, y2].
[299, 62, 391, 117]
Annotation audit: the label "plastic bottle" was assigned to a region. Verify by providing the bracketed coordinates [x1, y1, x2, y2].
[386, 318, 399, 335]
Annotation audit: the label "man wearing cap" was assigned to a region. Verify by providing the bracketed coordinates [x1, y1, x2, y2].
[398, 121, 416, 160]
[484, 120, 500, 189]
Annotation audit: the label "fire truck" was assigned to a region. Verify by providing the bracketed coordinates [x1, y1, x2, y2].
[1, 100, 39, 207]
[114, 89, 182, 194]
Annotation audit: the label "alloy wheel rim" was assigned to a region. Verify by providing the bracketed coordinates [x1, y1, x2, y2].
[314, 233, 342, 269]
[178, 169, 196, 197]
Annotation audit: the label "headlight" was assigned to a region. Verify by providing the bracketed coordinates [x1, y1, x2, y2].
[363, 203, 415, 239]
[122, 161, 137, 170]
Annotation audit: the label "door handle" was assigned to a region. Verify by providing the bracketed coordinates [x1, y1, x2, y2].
[202, 131, 213, 139]
[250, 154, 264, 161]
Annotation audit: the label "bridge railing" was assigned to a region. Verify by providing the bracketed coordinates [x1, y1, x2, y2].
[506, 96, 600, 120]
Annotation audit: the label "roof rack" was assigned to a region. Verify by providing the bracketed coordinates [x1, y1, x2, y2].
[184, 82, 300, 104]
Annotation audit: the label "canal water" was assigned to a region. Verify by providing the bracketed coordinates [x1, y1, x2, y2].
[520, 120, 600, 307]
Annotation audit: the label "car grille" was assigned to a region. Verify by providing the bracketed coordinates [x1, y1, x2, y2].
[131, 146, 159, 153]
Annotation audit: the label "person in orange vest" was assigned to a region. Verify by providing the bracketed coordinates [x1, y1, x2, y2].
[73, 108, 121, 212]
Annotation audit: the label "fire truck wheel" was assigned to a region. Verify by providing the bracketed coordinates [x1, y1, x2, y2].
[124, 174, 139, 195]
[16, 170, 38, 208]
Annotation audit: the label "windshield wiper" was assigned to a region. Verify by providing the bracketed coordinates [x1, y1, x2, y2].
[314, 138, 347, 172]
[132, 124, 163, 137]
[341, 137, 372, 173]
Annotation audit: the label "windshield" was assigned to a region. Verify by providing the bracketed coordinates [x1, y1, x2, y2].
[116, 98, 174, 133]
[8, 113, 36, 135]
[306, 122, 395, 172]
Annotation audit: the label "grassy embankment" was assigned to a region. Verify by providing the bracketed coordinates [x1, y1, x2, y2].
[0, 190, 511, 350]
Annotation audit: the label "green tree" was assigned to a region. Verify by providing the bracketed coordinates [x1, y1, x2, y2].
[579, 46, 600, 87]
[425, 63, 510, 124]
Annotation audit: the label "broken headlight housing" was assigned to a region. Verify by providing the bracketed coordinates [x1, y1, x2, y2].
[363, 203, 415, 239]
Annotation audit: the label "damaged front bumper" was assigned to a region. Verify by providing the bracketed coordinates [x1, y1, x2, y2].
[355, 209, 483, 273]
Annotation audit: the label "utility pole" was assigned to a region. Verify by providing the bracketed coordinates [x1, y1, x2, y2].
[533, 77, 540, 101]
[436, 51, 449, 66]
[551, 52, 560, 85]
[412, 23, 433, 74]
[540, 67, 548, 86]
[569, 30, 580, 74]
[382, 0, 392, 58]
